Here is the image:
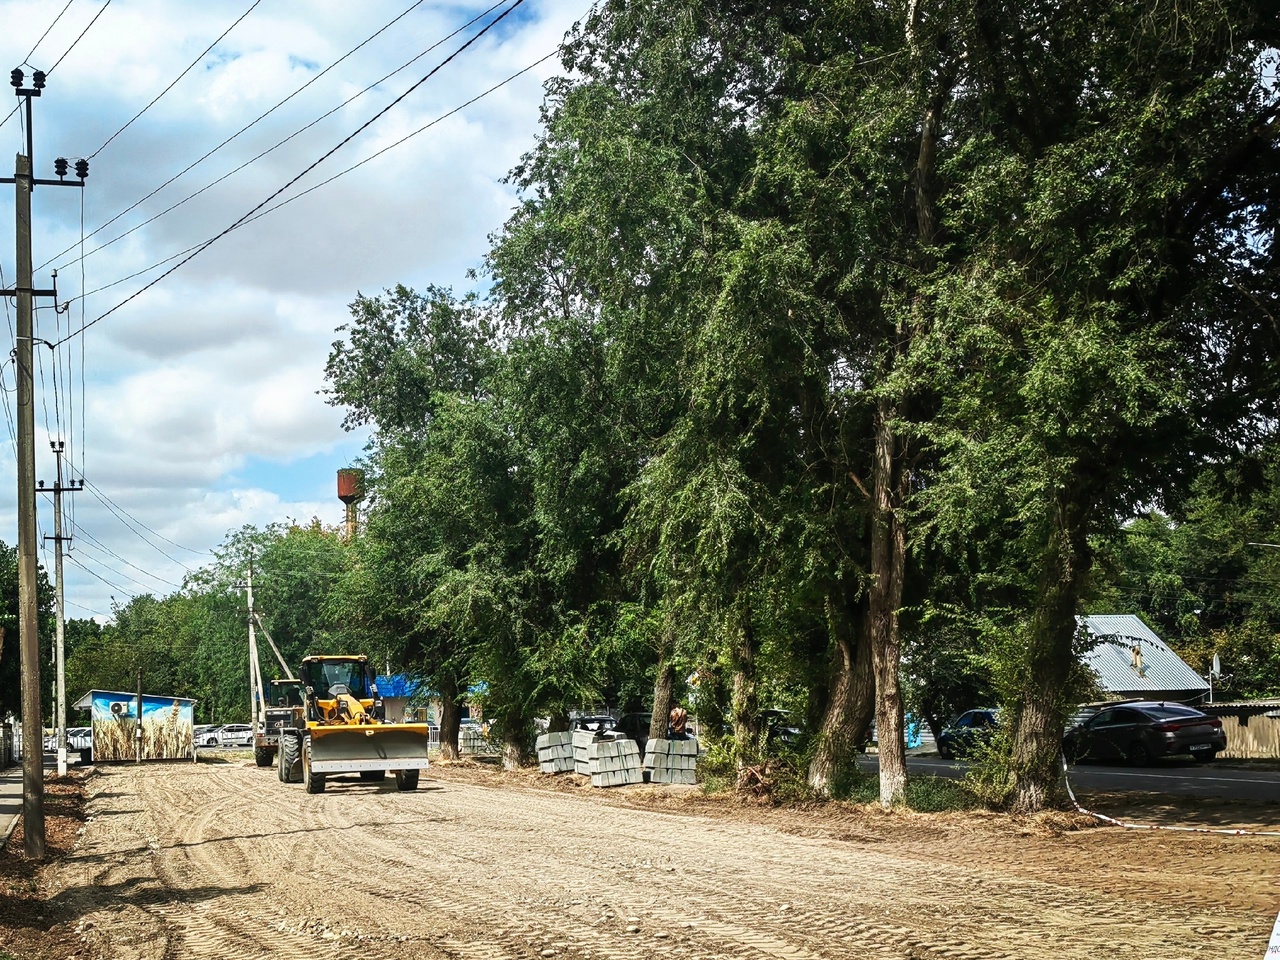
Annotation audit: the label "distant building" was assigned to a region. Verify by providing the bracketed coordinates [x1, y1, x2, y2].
[1080, 614, 1209, 704]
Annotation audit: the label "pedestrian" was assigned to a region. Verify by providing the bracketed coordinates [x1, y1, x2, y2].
[668, 706, 689, 739]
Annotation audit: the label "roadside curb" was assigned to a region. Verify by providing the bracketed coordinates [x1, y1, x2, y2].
[1, 766, 22, 846]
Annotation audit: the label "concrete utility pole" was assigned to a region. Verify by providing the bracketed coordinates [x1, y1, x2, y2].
[41, 441, 81, 776]
[1, 67, 87, 858]
[246, 561, 263, 729]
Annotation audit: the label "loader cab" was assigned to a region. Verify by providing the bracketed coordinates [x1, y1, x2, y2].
[270, 679, 305, 707]
[299, 656, 384, 723]
[301, 657, 375, 700]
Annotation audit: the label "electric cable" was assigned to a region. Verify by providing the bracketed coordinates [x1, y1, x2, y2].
[37, 0, 439, 272]
[53, 0, 530, 348]
[70, 518, 185, 589]
[0, 262, 17, 451]
[0, 0, 103, 132]
[72, 467, 210, 558]
[21, 0, 77, 67]
[62, 42, 554, 308]
[43, 0, 512, 275]
[66, 552, 134, 596]
[89, 0, 264, 159]
[46, 0, 114, 76]
[239, 52, 558, 229]
[68, 537, 180, 593]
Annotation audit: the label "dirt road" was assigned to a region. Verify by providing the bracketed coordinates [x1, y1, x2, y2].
[45, 761, 1278, 960]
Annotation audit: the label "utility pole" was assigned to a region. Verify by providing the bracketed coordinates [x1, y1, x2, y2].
[245, 561, 263, 730]
[1, 68, 87, 858]
[40, 441, 82, 776]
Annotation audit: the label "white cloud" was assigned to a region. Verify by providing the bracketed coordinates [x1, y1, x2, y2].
[0, 0, 586, 619]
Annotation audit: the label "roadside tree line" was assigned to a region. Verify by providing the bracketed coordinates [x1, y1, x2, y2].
[18, 0, 1277, 813]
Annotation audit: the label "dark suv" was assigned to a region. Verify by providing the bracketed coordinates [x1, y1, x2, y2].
[1063, 702, 1225, 765]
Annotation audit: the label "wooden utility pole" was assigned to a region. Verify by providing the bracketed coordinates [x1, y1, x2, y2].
[2, 68, 87, 857]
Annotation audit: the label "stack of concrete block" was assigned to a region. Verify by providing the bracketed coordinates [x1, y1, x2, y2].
[643, 737, 699, 785]
[459, 724, 488, 755]
[572, 729, 599, 775]
[536, 731, 575, 773]
[587, 737, 644, 788]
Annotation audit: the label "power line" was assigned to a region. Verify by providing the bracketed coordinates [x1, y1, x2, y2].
[89, 0, 264, 159]
[53, 0, 530, 348]
[21, 0, 77, 67]
[69, 519, 185, 589]
[44, 0, 512, 275]
[67, 540, 178, 594]
[66, 552, 134, 596]
[37, 0, 437, 273]
[239, 52, 558, 228]
[71, 471, 205, 568]
[0, 0, 113, 133]
[62, 43, 554, 308]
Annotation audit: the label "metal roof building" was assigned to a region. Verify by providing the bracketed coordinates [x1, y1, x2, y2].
[1080, 614, 1209, 702]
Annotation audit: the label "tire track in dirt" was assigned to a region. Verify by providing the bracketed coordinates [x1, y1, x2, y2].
[53, 763, 1277, 960]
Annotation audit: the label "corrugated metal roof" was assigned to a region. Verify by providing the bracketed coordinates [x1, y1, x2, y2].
[1079, 615, 1209, 694]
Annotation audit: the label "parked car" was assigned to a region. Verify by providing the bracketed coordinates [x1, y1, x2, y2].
[194, 724, 224, 746]
[67, 727, 92, 751]
[569, 715, 616, 734]
[760, 709, 803, 747]
[615, 712, 653, 755]
[218, 724, 254, 747]
[938, 708, 1000, 759]
[1063, 701, 1226, 765]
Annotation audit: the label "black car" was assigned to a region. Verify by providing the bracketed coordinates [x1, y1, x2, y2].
[615, 712, 653, 754]
[1064, 701, 1225, 765]
[569, 715, 616, 734]
[760, 709, 802, 746]
[937, 709, 999, 759]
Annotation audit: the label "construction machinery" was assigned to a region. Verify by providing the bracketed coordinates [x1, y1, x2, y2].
[254, 678, 306, 768]
[277, 655, 431, 793]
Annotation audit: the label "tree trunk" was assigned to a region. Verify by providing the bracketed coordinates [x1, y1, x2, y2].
[649, 632, 676, 743]
[438, 675, 461, 761]
[870, 397, 908, 808]
[808, 594, 875, 796]
[730, 617, 759, 770]
[502, 721, 524, 772]
[1009, 493, 1092, 813]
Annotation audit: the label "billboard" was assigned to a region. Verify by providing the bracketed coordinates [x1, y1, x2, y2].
[90, 692, 195, 761]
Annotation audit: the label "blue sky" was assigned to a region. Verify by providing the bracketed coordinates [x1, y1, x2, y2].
[0, 0, 589, 619]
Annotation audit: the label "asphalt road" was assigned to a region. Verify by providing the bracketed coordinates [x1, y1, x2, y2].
[862, 754, 1280, 803]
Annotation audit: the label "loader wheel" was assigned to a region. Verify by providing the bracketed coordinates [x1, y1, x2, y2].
[254, 745, 275, 768]
[303, 740, 325, 794]
[280, 732, 302, 783]
[358, 770, 386, 782]
[395, 769, 419, 791]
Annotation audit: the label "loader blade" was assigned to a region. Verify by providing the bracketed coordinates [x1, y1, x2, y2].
[308, 723, 432, 774]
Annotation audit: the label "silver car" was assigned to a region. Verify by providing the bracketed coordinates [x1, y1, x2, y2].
[218, 724, 254, 747]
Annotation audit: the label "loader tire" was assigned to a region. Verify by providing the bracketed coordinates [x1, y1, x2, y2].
[358, 770, 386, 782]
[280, 732, 302, 784]
[395, 769, 419, 791]
[303, 740, 325, 794]
[254, 745, 274, 768]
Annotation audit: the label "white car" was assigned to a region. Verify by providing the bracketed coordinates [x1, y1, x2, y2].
[194, 724, 223, 746]
[218, 724, 254, 747]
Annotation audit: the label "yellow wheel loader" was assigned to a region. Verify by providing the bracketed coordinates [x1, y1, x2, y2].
[277, 655, 430, 793]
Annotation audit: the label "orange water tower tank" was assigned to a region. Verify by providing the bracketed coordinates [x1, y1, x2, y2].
[337, 468, 365, 504]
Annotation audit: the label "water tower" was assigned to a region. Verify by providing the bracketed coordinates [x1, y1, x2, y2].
[337, 468, 365, 539]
